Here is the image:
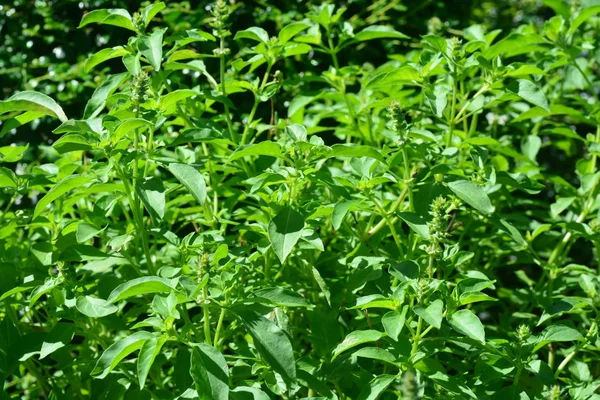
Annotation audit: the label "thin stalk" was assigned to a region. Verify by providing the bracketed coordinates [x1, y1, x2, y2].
[202, 285, 212, 345]
[453, 83, 490, 124]
[446, 76, 458, 148]
[113, 160, 156, 274]
[554, 351, 577, 378]
[213, 306, 227, 348]
[219, 37, 237, 143]
[401, 147, 414, 211]
[366, 186, 409, 238]
[328, 37, 363, 143]
[240, 63, 272, 145]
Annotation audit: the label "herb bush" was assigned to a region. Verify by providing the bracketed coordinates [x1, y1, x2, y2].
[1, 1, 600, 399]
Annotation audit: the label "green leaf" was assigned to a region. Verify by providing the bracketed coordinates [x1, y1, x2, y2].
[52, 133, 97, 154]
[0, 91, 67, 122]
[76, 223, 103, 242]
[326, 144, 384, 162]
[0, 144, 28, 162]
[140, 28, 166, 71]
[142, 2, 166, 27]
[533, 325, 584, 351]
[91, 331, 154, 379]
[230, 387, 271, 400]
[34, 175, 93, 218]
[251, 287, 313, 308]
[167, 163, 207, 205]
[507, 79, 550, 112]
[355, 26, 408, 41]
[78, 8, 136, 31]
[228, 141, 284, 162]
[159, 89, 197, 112]
[357, 374, 396, 400]
[448, 310, 486, 344]
[332, 199, 357, 230]
[85, 46, 129, 73]
[398, 212, 430, 239]
[40, 323, 75, 359]
[332, 330, 384, 360]
[0, 111, 45, 137]
[236, 309, 296, 384]
[352, 347, 396, 365]
[446, 180, 494, 214]
[135, 177, 166, 222]
[137, 335, 168, 389]
[544, 0, 570, 18]
[76, 296, 118, 318]
[112, 118, 153, 142]
[311, 266, 331, 306]
[414, 299, 444, 329]
[268, 207, 305, 263]
[235, 27, 269, 44]
[190, 344, 229, 400]
[84, 73, 128, 119]
[382, 306, 408, 341]
[278, 22, 311, 44]
[422, 34, 447, 53]
[569, 5, 600, 35]
[107, 277, 176, 303]
[30, 277, 63, 307]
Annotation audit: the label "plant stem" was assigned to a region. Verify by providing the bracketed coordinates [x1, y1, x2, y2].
[453, 83, 489, 124]
[220, 37, 237, 143]
[366, 186, 409, 238]
[401, 146, 414, 211]
[240, 63, 272, 145]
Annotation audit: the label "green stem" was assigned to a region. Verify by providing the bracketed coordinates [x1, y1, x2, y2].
[453, 83, 489, 124]
[213, 306, 227, 348]
[220, 37, 237, 144]
[366, 185, 409, 238]
[401, 147, 414, 211]
[240, 63, 272, 145]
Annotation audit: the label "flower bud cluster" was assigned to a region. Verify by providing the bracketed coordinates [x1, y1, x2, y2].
[132, 70, 150, 111]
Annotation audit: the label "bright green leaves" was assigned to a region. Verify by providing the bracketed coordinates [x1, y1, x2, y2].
[167, 163, 207, 205]
[355, 25, 408, 41]
[357, 375, 396, 400]
[533, 325, 584, 352]
[140, 28, 166, 71]
[0, 91, 67, 122]
[448, 310, 486, 344]
[34, 175, 93, 218]
[83, 72, 128, 119]
[332, 330, 384, 360]
[414, 299, 444, 330]
[135, 177, 166, 222]
[40, 323, 76, 359]
[141, 2, 166, 28]
[91, 331, 154, 379]
[84, 46, 129, 72]
[507, 79, 550, 112]
[107, 277, 176, 303]
[236, 309, 296, 385]
[159, 89, 198, 112]
[278, 22, 311, 44]
[190, 344, 230, 400]
[446, 180, 494, 214]
[76, 296, 118, 318]
[228, 141, 284, 162]
[79, 8, 137, 31]
[268, 207, 305, 264]
[235, 27, 270, 44]
[138, 335, 168, 389]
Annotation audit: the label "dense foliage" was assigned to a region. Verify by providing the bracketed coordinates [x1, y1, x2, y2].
[2, 1, 600, 399]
